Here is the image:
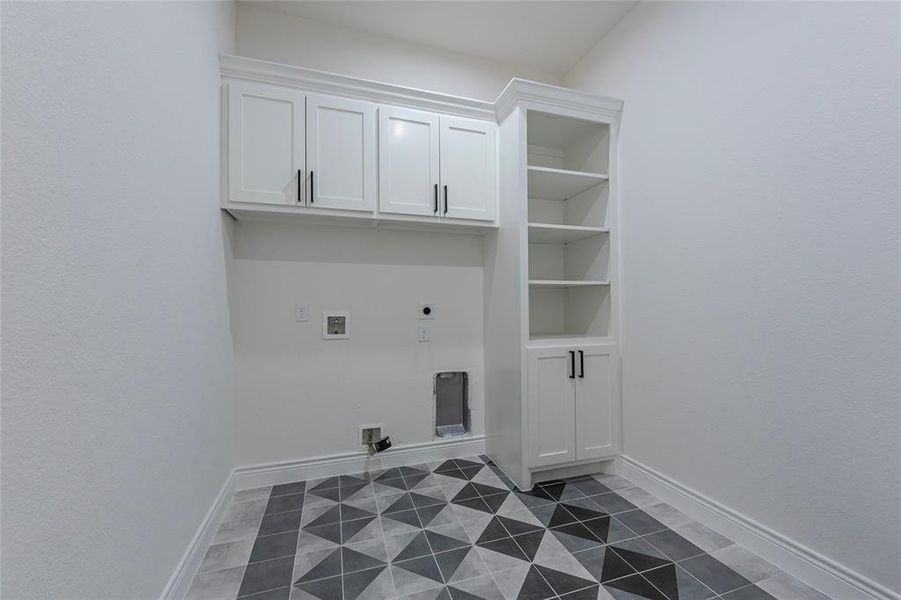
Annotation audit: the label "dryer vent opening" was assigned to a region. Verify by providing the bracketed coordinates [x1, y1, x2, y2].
[435, 372, 469, 438]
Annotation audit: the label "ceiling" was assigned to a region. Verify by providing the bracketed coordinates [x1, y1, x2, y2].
[241, 1, 638, 75]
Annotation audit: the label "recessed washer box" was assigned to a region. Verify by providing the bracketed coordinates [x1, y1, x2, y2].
[435, 372, 469, 438]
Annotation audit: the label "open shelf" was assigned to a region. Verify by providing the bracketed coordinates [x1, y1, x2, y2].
[527, 333, 615, 348]
[529, 279, 609, 289]
[525, 109, 613, 343]
[528, 223, 608, 244]
[527, 166, 608, 201]
[529, 285, 610, 338]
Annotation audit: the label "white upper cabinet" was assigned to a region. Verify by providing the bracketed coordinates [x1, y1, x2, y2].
[306, 94, 377, 212]
[439, 116, 497, 221]
[227, 82, 305, 205]
[378, 107, 440, 217]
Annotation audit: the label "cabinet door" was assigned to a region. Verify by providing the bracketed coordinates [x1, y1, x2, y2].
[439, 116, 497, 221]
[575, 347, 619, 461]
[306, 95, 376, 211]
[379, 107, 440, 217]
[527, 347, 577, 468]
[227, 82, 305, 205]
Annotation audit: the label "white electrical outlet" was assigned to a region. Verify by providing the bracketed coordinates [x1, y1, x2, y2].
[295, 304, 311, 322]
[418, 323, 430, 342]
[419, 304, 436, 320]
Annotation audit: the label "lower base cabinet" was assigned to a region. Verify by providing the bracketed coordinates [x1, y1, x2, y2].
[526, 344, 619, 468]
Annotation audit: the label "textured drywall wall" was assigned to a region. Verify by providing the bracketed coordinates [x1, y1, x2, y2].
[565, 1, 901, 592]
[232, 223, 485, 466]
[231, 3, 531, 466]
[236, 3, 562, 101]
[1, 2, 236, 598]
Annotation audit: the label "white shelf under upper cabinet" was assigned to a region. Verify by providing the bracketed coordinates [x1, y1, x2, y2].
[529, 279, 610, 289]
[528, 223, 609, 244]
[527, 166, 608, 201]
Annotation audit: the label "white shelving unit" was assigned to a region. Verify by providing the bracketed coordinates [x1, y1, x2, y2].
[485, 80, 622, 489]
[526, 109, 613, 343]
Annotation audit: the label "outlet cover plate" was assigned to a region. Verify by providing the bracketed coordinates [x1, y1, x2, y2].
[295, 304, 311, 322]
[419, 304, 436, 320]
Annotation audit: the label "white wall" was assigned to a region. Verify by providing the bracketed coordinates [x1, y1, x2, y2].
[235, 3, 562, 101]
[230, 5, 556, 467]
[232, 223, 484, 465]
[1, 2, 236, 598]
[565, 1, 901, 594]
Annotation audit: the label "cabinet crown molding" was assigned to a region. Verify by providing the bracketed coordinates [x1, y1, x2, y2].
[220, 55, 624, 124]
[495, 78, 624, 123]
[220, 54, 497, 121]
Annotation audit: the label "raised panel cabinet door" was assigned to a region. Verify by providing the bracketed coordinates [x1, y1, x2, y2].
[227, 82, 305, 205]
[574, 347, 619, 461]
[439, 116, 497, 221]
[306, 94, 376, 211]
[379, 107, 440, 217]
[527, 347, 577, 468]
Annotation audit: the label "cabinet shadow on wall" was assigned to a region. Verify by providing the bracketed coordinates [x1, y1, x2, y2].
[231, 220, 486, 268]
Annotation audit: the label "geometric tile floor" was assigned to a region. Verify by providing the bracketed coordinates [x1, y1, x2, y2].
[186, 456, 833, 600]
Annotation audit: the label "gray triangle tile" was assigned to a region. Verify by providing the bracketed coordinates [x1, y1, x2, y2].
[394, 532, 434, 563]
[296, 529, 340, 554]
[434, 547, 471, 582]
[342, 516, 382, 544]
[302, 523, 342, 546]
[342, 566, 389, 600]
[306, 505, 342, 528]
[448, 573, 504, 599]
[425, 529, 470, 553]
[342, 546, 387, 574]
[487, 563, 530, 599]
[296, 548, 342, 583]
[391, 559, 444, 598]
[341, 503, 376, 522]
[603, 573, 667, 600]
[535, 564, 597, 597]
[294, 574, 343, 600]
[393, 555, 445, 589]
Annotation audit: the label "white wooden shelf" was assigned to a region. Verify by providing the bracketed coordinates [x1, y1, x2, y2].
[528, 223, 609, 244]
[527, 334, 615, 348]
[527, 166, 608, 201]
[529, 279, 610, 289]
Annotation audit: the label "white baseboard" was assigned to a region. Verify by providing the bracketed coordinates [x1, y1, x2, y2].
[160, 436, 485, 599]
[620, 455, 899, 600]
[160, 471, 237, 600]
[235, 435, 486, 490]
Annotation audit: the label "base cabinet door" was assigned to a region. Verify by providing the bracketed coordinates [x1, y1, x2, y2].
[227, 82, 305, 205]
[439, 116, 497, 221]
[575, 346, 619, 461]
[306, 94, 376, 211]
[527, 347, 576, 468]
[379, 107, 440, 217]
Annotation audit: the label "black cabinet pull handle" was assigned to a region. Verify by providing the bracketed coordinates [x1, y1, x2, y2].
[434, 183, 438, 213]
[443, 184, 448, 215]
[310, 170, 314, 204]
[579, 350, 585, 378]
[297, 169, 302, 204]
[569, 351, 576, 379]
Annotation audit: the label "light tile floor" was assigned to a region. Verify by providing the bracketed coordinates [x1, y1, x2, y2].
[185, 455, 832, 600]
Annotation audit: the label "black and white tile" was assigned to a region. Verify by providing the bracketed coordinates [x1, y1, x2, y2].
[187, 456, 832, 600]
